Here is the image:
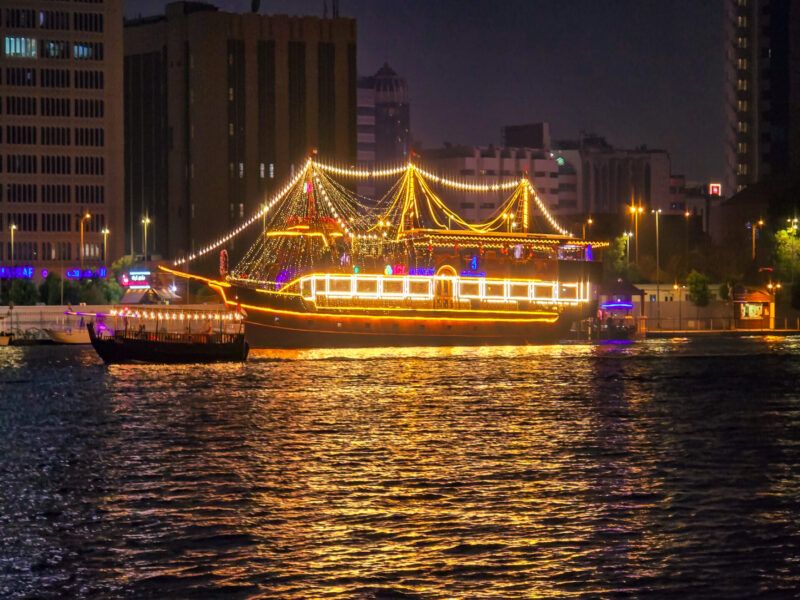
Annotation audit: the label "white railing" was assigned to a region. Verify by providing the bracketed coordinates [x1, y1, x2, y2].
[288, 274, 590, 306]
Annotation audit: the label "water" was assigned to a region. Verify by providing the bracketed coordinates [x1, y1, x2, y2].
[1, 338, 800, 598]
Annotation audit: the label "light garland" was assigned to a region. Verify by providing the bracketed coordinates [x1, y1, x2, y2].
[527, 181, 572, 237]
[414, 166, 519, 192]
[174, 159, 311, 265]
[174, 159, 574, 272]
[312, 161, 408, 179]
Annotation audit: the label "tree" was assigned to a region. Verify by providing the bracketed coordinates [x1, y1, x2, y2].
[39, 272, 63, 305]
[9, 279, 39, 306]
[603, 234, 627, 280]
[774, 225, 800, 282]
[791, 283, 800, 311]
[718, 281, 731, 302]
[686, 270, 711, 307]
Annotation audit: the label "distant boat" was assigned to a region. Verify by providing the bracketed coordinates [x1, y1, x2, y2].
[45, 315, 91, 344]
[0, 334, 10, 347]
[45, 328, 91, 344]
[86, 311, 249, 364]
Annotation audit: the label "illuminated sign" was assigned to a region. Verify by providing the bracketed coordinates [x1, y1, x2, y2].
[121, 270, 151, 289]
[65, 267, 107, 280]
[0, 266, 106, 280]
[709, 183, 722, 196]
[0, 265, 34, 279]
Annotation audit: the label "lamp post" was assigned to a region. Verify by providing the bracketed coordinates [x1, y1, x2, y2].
[653, 209, 662, 327]
[674, 283, 686, 330]
[582, 217, 593, 240]
[9, 223, 17, 266]
[788, 218, 798, 285]
[101, 228, 110, 266]
[684, 210, 691, 275]
[751, 218, 764, 261]
[629, 205, 644, 264]
[623, 231, 633, 268]
[141, 216, 151, 261]
[79, 212, 91, 271]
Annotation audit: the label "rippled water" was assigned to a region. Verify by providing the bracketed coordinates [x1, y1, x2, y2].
[2, 338, 800, 598]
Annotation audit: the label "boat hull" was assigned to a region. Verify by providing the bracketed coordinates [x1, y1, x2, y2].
[87, 324, 249, 364]
[45, 328, 91, 345]
[231, 286, 579, 348]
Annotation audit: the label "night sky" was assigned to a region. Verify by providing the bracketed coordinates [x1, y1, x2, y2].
[125, 0, 725, 182]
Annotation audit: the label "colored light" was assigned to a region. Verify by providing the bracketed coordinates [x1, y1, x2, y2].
[601, 302, 634, 310]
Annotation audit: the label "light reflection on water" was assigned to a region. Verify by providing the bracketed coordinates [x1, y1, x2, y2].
[1, 337, 800, 598]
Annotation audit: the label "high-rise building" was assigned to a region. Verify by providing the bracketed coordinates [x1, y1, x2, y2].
[0, 0, 124, 278]
[724, 0, 800, 194]
[124, 1, 357, 262]
[355, 63, 409, 199]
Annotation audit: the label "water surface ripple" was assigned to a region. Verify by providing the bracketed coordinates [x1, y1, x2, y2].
[1, 337, 800, 598]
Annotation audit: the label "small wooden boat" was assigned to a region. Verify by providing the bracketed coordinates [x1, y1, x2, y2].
[87, 322, 249, 364]
[0, 334, 11, 347]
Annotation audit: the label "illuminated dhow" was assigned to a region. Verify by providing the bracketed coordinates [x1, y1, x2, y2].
[164, 160, 606, 348]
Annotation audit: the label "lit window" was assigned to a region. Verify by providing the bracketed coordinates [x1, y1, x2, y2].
[4, 36, 37, 58]
[238, 162, 244, 178]
[737, 36, 747, 49]
[73, 42, 102, 60]
[269, 163, 275, 179]
[43, 40, 67, 59]
[737, 99, 748, 112]
[239, 203, 244, 218]
[737, 142, 747, 153]
[737, 58, 748, 70]
[738, 121, 748, 133]
[737, 78, 747, 91]
[259, 163, 265, 179]
[228, 123, 234, 136]
[737, 15, 747, 27]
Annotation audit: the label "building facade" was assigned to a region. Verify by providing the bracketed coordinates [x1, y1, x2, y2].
[724, 0, 800, 194]
[0, 0, 124, 278]
[124, 1, 356, 262]
[421, 128, 673, 227]
[356, 63, 410, 199]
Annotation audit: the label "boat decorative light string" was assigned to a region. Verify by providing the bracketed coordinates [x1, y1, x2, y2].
[177, 159, 574, 272]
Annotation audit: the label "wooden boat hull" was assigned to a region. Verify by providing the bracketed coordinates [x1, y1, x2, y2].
[87, 323, 249, 364]
[0, 334, 10, 347]
[231, 286, 579, 348]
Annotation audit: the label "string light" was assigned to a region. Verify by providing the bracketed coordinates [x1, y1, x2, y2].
[312, 161, 408, 178]
[415, 165, 519, 192]
[173, 159, 311, 265]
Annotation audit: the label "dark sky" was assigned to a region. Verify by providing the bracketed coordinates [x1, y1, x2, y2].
[125, 0, 725, 182]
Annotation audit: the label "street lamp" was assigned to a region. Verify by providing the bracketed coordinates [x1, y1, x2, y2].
[9, 223, 17, 266]
[629, 205, 644, 264]
[673, 283, 686, 330]
[141, 216, 151, 261]
[79, 212, 91, 271]
[623, 231, 633, 268]
[582, 217, 593, 240]
[684, 210, 691, 275]
[788, 218, 798, 285]
[653, 208, 662, 327]
[751, 218, 764, 261]
[101, 228, 110, 265]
